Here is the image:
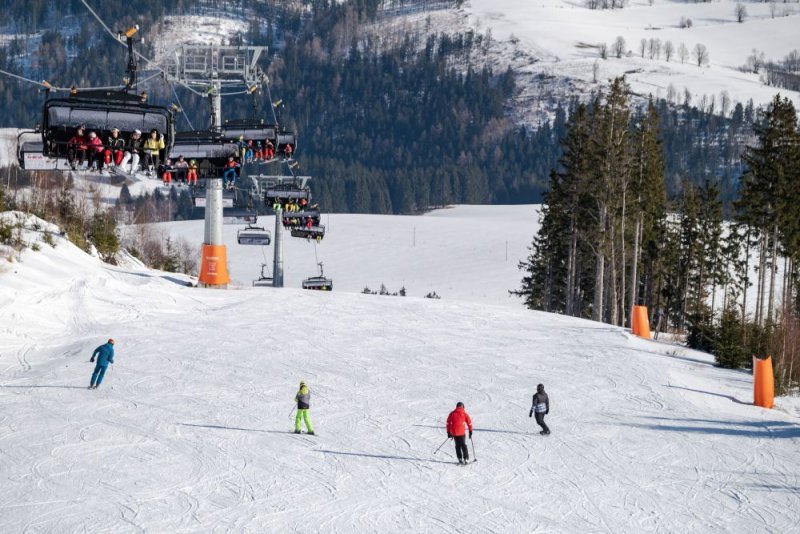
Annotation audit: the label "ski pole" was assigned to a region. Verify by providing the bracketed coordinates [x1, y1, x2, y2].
[470, 436, 477, 462]
[433, 436, 450, 455]
[289, 405, 296, 417]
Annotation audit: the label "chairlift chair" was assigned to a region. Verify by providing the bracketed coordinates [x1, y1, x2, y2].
[291, 225, 326, 241]
[237, 225, 271, 246]
[253, 263, 273, 287]
[302, 262, 332, 291]
[24, 91, 175, 170]
[264, 183, 311, 204]
[219, 119, 278, 145]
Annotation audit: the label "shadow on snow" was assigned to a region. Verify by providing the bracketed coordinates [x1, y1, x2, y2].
[666, 385, 749, 405]
[627, 416, 800, 439]
[317, 449, 454, 465]
[412, 424, 531, 436]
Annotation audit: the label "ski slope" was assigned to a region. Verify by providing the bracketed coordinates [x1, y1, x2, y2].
[2, 210, 800, 532]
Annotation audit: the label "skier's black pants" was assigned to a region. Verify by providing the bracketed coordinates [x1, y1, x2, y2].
[453, 435, 469, 461]
[535, 412, 549, 433]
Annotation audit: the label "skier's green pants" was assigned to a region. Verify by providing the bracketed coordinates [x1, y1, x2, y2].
[295, 409, 313, 433]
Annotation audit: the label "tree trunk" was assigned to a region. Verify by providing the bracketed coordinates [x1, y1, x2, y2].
[767, 224, 779, 325]
[592, 205, 607, 322]
[628, 213, 642, 328]
[566, 211, 578, 316]
[620, 188, 627, 327]
[609, 215, 619, 326]
[756, 231, 767, 326]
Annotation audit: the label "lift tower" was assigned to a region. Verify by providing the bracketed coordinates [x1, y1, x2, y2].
[165, 45, 266, 287]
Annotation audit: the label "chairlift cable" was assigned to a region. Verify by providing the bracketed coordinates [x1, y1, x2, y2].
[78, 0, 243, 98]
[170, 84, 195, 131]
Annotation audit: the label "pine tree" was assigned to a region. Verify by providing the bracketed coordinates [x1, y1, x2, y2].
[738, 95, 800, 323]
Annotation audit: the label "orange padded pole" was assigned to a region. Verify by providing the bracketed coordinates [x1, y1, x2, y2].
[198, 244, 230, 287]
[632, 305, 651, 339]
[753, 356, 775, 409]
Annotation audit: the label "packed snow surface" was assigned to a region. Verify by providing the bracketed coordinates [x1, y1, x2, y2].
[2, 210, 800, 532]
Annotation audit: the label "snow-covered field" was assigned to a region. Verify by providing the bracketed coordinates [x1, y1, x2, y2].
[158, 204, 537, 306]
[2, 209, 800, 532]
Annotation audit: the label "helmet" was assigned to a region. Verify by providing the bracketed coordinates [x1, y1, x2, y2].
[111, 127, 120, 133]
[190, 159, 196, 164]
[456, 401, 464, 408]
[108, 338, 115, 345]
[88, 131, 97, 138]
[537, 384, 544, 391]
[133, 129, 141, 135]
[300, 381, 306, 387]
[239, 135, 244, 140]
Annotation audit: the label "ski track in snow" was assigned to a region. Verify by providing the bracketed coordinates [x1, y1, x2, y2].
[1, 212, 800, 532]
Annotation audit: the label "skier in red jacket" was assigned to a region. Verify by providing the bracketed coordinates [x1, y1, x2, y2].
[446, 402, 473, 464]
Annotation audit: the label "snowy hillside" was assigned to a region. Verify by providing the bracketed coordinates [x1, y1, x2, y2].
[464, 0, 800, 113]
[377, 0, 799, 124]
[2, 211, 800, 532]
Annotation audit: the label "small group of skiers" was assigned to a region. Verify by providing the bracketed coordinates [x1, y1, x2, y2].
[66, 125, 165, 176]
[85, 339, 551, 462]
[157, 155, 199, 187]
[236, 135, 294, 164]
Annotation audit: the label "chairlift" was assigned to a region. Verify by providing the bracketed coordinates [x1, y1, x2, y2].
[276, 129, 297, 158]
[19, 25, 175, 171]
[264, 183, 311, 204]
[302, 262, 332, 291]
[291, 225, 326, 241]
[170, 130, 237, 173]
[237, 225, 271, 246]
[253, 263, 273, 287]
[219, 118, 278, 145]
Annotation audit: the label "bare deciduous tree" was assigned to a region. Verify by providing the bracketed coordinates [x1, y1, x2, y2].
[667, 83, 677, 103]
[599, 43, 608, 59]
[678, 42, 689, 64]
[720, 91, 731, 117]
[613, 36, 626, 58]
[639, 38, 647, 58]
[746, 48, 766, 73]
[664, 40, 674, 62]
[735, 3, 747, 23]
[693, 43, 709, 67]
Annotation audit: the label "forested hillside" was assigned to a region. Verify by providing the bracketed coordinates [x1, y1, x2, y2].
[0, 0, 760, 212]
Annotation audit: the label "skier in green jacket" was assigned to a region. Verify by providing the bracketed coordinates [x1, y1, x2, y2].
[294, 381, 314, 435]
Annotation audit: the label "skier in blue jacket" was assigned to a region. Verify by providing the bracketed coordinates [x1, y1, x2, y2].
[88, 339, 115, 389]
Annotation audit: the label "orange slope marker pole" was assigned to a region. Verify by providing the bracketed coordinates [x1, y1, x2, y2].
[753, 356, 775, 409]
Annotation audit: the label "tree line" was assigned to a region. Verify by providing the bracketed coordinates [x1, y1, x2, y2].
[516, 83, 800, 393]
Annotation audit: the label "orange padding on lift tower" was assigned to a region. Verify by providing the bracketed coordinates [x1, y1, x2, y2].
[753, 356, 775, 409]
[198, 244, 230, 286]
[631, 305, 651, 339]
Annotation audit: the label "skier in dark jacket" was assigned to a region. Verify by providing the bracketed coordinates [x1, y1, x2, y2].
[529, 384, 550, 434]
[294, 381, 314, 435]
[446, 402, 473, 464]
[88, 339, 115, 389]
